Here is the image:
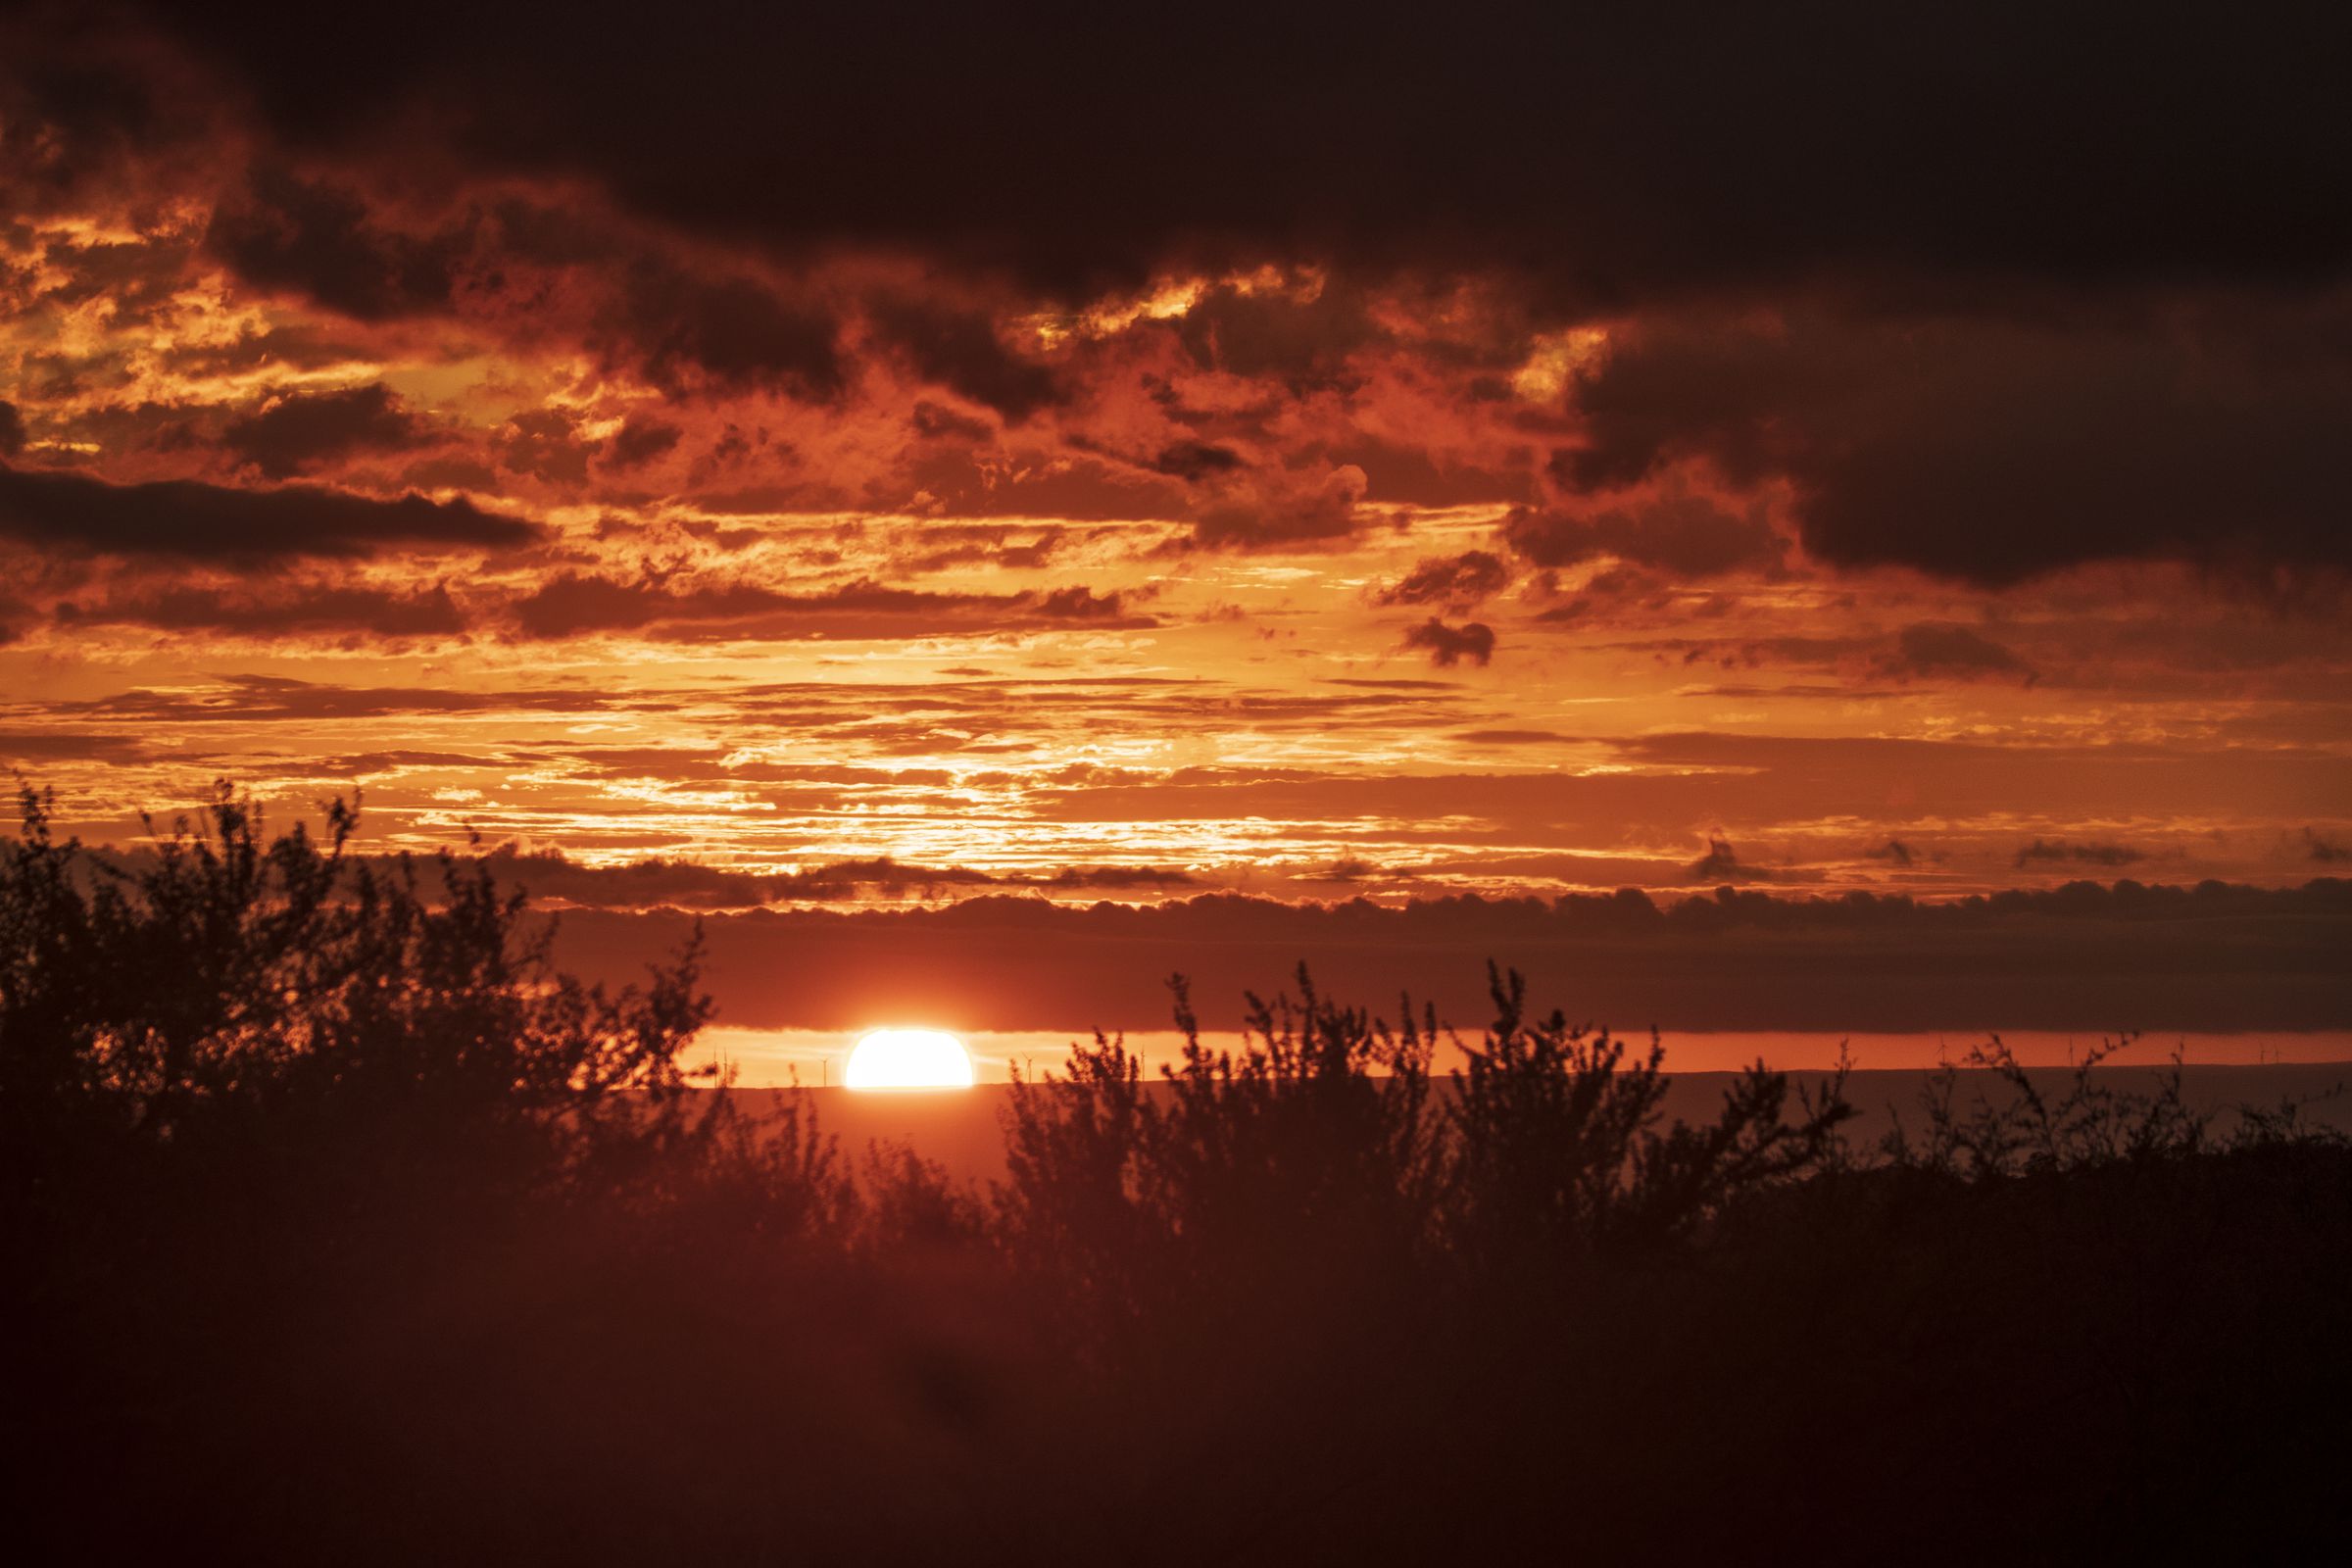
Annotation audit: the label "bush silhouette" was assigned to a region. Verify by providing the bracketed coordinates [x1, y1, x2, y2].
[6, 783, 2349, 1564]
[2, 784, 716, 1196]
[1444, 961, 1851, 1268]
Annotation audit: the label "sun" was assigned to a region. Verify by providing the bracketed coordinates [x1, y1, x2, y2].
[844, 1028, 975, 1090]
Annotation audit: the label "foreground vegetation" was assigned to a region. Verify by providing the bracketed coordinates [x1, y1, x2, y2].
[6, 790, 2348, 1563]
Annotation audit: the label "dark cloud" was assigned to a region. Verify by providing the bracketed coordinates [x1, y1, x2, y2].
[402, 456, 499, 491]
[1559, 308, 2352, 583]
[909, 446, 1187, 523]
[2304, 829, 2350, 864]
[1320, 435, 1534, 510]
[2017, 839, 2145, 869]
[0, 730, 153, 763]
[56, 582, 467, 638]
[1454, 729, 1565, 746]
[603, 257, 843, 398]
[0, 401, 24, 458]
[1190, 466, 1367, 551]
[0, 464, 535, 559]
[487, 849, 986, 907]
[495, 409, 592, 485]
[505, 572, 1153, 640]
[135, 5, 2352, 300]
[1588, 627, 2043, 688]
[50, 672, 611, 723]
[206, 166, 460, 320]
[1505, 495, 1783, 577]
[1038, 865, 1198, 891]
[1690, 833, 1744, 882]
[602, 416, 682, 470]
[553, 879, 2352, 1034]
[477, 847, 1193, 908]
[1401, 617, 1494, 668]
[867, 298, 1059, 420]
[1169, 277, 1381, 382]
[1867, 839, 1916, 868]
[884, 521, 1068, 572]
[1378, 550, 1509, 607]
[506, 574, 803, 639]
[909, 402, 994, 444]
[206, 163, 851, 403]
[1028, 585, 1132, 620]
[1873, 622, 2037, 685]
[24, 10, 2352, 586]
[1151, 441, 1245, 483]
[221, 382, 424, 478]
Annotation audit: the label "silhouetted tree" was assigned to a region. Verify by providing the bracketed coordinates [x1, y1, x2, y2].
[997, 1024, 1156, 1330]
[1146, 967, 1441, 1278]
[999, 967, 1442, 1341]
[1446, 965, 1851, 1269]
[1, 782, 720, 1239]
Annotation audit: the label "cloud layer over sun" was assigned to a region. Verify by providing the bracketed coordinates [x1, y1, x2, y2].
[4, 1, 2348, 1028]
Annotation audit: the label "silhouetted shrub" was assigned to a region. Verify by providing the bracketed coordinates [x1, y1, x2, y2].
[7, 784, 2349, 1564]
[1, 783, 718, 1215]
[1445, 962, 1852, 1270]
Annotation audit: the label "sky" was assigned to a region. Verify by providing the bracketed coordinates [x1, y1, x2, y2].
[3, 3, 2348, 1037]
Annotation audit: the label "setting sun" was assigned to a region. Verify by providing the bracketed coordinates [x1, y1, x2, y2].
[843, 1028, 974, 1090]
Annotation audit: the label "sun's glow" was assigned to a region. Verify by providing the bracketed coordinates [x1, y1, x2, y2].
[844, 1028, 975, 1090]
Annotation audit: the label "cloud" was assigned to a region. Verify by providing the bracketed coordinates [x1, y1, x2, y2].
[1190, 465, 1368, 551]
[494, 409, 596, 485]
[55, 582, 467, 638]
[204, 161, 855, 405]
[1321, 433, 1533, 509]
[206, 166, 460, 320]
[2305, 829, 2350, 864]
[503, 571, 1154, 640]
[866, 297, 1060, 419]
[603, 416, 682, 470]
[1454, 729, 1566, 746]
[477, 847, 1194, 908]
[1038, 865, 1199, 891]
[0, 401, 24, 458]
[550, 879, 2352, 1034]
[1152, 442, 1245, 483]
[601, 256, 844, 398]
[1506, 494, 1784, 577]
[221, 382, 425, 477]
[122, 7, 2351, 303]
[1378, 551, 1509, 607]
[1867, 839, 1915, 868]
[1558, 308, 2352, 584]
[0, 464, 535, 559]
[1873, 622, 2037, 685]
[1690, 833, 1745, 882]
[45, 672, 615, 723]
[0, 730, 154, 763]
[18, 14, 2351, 598]
[1168, 276, 1383, 382]
[1028, 585, 1133, 620]
[1401, 617, 1494, 667]
[2016, 839, 2144, 869]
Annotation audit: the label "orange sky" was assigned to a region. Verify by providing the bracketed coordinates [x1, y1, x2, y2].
[5, 217, 2343, 901]
[3, 6, 2348, 1034]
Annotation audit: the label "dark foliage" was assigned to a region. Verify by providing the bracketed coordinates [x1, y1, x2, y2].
[5, 789, 2348, 1563]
